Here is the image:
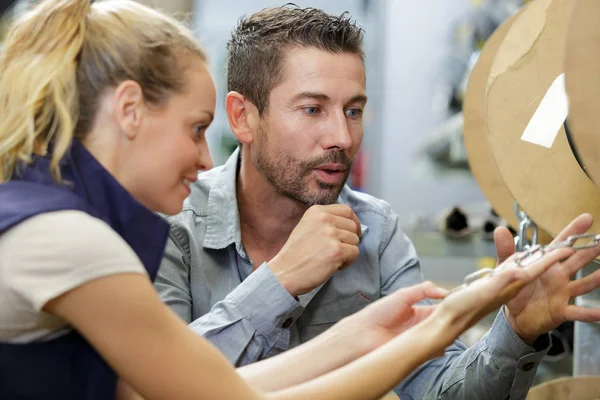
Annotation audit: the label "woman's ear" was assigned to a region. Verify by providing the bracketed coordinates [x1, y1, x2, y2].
[113, 80, 144, 140]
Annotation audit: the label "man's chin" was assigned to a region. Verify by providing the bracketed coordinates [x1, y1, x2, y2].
[308, 186, 344, 205]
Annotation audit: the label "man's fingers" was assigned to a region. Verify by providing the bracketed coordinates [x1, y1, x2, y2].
[564, 304, 600, 323]
[563, 245, 600, 278]
[494, 226, 516, 265]
[334, 215, 361, 235]
[321, 205, 362, 237]
[552, 213, 594, 243]
[549, 213, 596, 278]
[319, 204, 353, 216]
[569, 268, 600, 298]
[338, 229, 360, 246]
[349, 213, 362, 237]
[339, 243, 359, 270]
[520, 247, 574, 281]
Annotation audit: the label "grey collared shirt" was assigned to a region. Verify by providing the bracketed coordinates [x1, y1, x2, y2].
[156, 148, 549, 400]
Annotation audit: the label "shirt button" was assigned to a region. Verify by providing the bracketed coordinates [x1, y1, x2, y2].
[522, 362, 535, 371]
[282, 318, 293, 328]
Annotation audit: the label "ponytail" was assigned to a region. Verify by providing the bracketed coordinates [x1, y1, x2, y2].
[0, 0, 90, 182]
[0, 0, 207, 183]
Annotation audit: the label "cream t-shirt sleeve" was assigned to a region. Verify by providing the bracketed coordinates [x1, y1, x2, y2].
[0, 210, 148, 342]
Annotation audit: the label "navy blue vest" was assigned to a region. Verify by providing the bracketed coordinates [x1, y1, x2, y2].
[0, 141, 170, 399]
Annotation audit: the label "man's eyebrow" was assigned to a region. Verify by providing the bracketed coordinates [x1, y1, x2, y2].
[289, 92, 331, 103]
[289, 92, 368, 106]
[347, 94, 368, 105]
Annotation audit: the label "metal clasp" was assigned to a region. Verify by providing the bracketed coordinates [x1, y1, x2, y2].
[514, 203, 539, 251]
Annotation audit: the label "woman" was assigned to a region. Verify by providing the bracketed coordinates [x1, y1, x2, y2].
[0, 1, 580, 399]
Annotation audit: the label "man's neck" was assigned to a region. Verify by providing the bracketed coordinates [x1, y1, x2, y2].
[236, 152, 308, 265]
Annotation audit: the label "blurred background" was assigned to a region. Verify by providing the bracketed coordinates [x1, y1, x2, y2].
[1, 0, 576, 386]
[0, 0, 511, 253]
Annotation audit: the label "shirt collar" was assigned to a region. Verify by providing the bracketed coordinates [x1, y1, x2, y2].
[203, 148, 244, 254]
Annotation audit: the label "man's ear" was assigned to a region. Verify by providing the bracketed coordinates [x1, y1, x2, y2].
[113, 80, 144, 140]
[225, 91, 260, 145]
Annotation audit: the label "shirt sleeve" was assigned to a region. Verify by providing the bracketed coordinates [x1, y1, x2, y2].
[156, 230, 303, 366]
[188, 261, 302, 365]
[0, 210, 147, 313]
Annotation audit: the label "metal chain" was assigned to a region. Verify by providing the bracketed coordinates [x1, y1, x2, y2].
[514, 202, 539, 251]
[448, 233, 600, 295]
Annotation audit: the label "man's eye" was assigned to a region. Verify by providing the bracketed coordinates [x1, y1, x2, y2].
[345, 108, 362, 118]
[304, 107, 320, 115]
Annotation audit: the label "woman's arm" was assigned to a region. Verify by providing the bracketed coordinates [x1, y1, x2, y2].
[46, 247, 573, 400]
[266, 316, 446, 400]
[237, 281, 446, 392]
[113, 281, 445, 400]
[46, 273, 447, 400]
[46, 273, 264, 400]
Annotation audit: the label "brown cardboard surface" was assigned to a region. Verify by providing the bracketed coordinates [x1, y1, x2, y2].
[486, 0, 600, 237]
[488, 0, 550, 82]
[526, 376, 600, 400]
[463, 3, 552, 244]
[565, 0, 600, 185]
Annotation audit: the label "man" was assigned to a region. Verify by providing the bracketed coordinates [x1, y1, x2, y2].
[156, 6, 600, 399]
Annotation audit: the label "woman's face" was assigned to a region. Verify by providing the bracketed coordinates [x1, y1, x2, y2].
[128, 57, 217, 215]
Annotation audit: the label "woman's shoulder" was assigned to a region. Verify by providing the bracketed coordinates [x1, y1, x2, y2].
[0, 210, 129, 254]
[0, 210, 147, 314]
[0, 181, 91, 232]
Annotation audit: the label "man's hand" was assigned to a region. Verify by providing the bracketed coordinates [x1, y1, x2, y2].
[494, 214, 600, 345]
[268, 204, 362, 297]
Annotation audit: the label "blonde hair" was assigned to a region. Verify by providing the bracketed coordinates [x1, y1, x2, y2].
[0, 0, 206, 182]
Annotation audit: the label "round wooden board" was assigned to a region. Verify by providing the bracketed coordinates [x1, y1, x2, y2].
[485, 0, 600, 237]
[526, 376, 600, 400]
[565, 0, 600, 185]
[463, 4, 553, 244]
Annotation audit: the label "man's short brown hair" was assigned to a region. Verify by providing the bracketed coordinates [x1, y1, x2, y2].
[227, 5, 364, 116]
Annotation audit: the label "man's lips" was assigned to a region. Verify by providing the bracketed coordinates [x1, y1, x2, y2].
[312, 164, 347, 184]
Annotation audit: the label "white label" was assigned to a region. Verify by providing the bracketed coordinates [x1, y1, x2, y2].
[520, 73, 568, 148]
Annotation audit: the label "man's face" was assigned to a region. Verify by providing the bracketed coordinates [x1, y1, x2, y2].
[251, 47, 366, 205]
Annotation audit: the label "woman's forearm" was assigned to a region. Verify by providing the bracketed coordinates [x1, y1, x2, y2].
[265, 316, 450, 400]
[238, 319, 369, 392]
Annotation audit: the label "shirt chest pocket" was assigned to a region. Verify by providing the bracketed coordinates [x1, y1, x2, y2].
[297, 293, 371, 342]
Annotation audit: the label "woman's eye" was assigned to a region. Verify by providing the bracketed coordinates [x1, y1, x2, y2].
[193, 125, 207, 138]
